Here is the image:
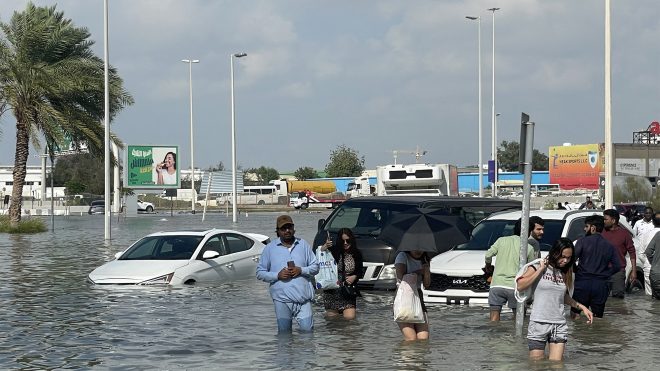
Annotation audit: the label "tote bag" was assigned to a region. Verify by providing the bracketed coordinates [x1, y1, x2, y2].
[315, 249, 340, 290]
[393, 273, 425, 323]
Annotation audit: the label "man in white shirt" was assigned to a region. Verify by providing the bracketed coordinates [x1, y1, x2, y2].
[636, 211, 660, 296]
[633, 207, 654, 238]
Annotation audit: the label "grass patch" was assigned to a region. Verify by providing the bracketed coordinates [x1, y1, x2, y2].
[0, 215, 47, 233]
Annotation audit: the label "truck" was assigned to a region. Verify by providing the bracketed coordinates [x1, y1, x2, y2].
[270, 179, 347, 209]
[270, 179, 337, 197]
[346, 175, 377, 197]
[348, 163, 459, 197]
[289, 190, 347, 209]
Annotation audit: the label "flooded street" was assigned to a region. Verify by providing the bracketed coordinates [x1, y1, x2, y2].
[1, 211, 659, 370]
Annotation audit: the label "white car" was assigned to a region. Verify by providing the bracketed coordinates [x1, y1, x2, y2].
[137, 199, 154, 213]
[424, 209, 635, 306]
[88, 229, 269, 285]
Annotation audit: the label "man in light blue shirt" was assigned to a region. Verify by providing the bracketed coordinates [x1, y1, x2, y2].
[257, 214, 319, 333]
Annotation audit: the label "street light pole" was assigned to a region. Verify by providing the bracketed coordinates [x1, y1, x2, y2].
[488, 7, 500, 197]
[103, 0, 111, 240]
[604, 0, 613, 208]
[182, 58, 199, 214]
[230, 52, 247, 223]
[466, 16, 483, 197]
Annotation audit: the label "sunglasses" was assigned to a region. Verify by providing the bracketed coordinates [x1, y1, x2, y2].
[279, 224, 294, 231]
[342, 239, 350, 244]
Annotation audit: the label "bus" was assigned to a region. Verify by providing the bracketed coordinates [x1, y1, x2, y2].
[216, 185, 279, 205]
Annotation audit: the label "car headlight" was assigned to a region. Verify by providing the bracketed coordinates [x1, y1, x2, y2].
[377, 264, 397, 280]
[138, 273, 174, 285]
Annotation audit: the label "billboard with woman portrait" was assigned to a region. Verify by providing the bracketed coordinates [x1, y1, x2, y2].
[126, 145, 179, 188]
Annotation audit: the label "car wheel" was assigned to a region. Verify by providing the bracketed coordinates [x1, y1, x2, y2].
[184, 279, 196, 285]
[258, 200, 266, 205]
[301, 203, 309, 210]
[146, 206, 153, 213]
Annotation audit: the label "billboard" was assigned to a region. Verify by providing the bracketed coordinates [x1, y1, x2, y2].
[549, 143, 603, 190]
[126, 145, 179, 188]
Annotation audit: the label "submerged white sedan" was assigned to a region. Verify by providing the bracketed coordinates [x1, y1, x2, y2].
[88, 229, 269, 285]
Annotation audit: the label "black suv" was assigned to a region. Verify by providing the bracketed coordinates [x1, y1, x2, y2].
[313, 196, 521, 290]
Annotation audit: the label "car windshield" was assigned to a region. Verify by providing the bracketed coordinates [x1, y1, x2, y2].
[323, 202, 428, 237]
[454, 219, 566, 251]
[119, 235, 204, 260]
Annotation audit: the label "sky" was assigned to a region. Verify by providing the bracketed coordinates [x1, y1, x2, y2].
[1, 0, 659, 173]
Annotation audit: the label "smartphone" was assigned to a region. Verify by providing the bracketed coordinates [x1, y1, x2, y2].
[287, 260, 295, 268]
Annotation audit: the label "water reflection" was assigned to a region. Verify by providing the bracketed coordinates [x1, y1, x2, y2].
[0, 213, 659, 369]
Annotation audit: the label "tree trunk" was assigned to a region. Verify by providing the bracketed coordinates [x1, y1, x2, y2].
[9, 121, 30, 227]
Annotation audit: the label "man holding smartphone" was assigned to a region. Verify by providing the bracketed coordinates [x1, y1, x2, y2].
[256, 215, 319, 333]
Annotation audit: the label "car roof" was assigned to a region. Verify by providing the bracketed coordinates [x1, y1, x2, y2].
[485, 209, 604, 221]
[144, 229, 249, 237]
[341, 196, 522, 208]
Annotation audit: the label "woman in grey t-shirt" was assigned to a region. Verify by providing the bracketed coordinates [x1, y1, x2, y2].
[394, 250, 431, 341]
[516, 238, 593, 361]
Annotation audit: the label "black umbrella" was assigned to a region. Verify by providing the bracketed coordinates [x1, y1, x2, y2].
[379, 208, 472, 256]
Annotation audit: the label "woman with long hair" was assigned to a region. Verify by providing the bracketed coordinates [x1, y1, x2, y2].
[156, 152, 177, 185]
[516, 238, 593, 361]
[319, 228, 363, 320]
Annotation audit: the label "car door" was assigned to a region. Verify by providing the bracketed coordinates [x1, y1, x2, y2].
[220, 233, 262, 279]
[186, 233, 260, 282]
[185, 234, 237, 282]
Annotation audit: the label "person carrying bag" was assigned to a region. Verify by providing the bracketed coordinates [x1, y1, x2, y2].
[318, 228, 364, 320]
[394, 250, 431, 341]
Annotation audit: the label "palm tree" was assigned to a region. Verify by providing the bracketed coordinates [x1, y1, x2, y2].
[0, 3, 133, 226]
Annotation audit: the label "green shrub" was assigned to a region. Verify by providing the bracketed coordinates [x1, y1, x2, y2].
[0, 215, 47, 233]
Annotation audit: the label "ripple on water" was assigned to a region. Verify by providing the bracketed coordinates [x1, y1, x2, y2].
[1, 214, 660, 369]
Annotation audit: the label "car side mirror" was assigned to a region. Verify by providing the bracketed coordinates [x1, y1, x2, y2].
[114, 251, 123, 259]
[202, 250, 221, 260]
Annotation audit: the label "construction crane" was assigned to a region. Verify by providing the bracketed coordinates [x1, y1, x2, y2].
[391, 146, 428, 164]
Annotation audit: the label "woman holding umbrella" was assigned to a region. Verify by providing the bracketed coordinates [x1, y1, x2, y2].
[395, 250, 431, 341]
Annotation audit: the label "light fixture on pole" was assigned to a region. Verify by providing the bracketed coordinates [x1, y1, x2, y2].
[182, 58, 199, 214]
[488, 7, 500, 197]
[230, 52, 247, 223]
[466, 15, 483, 197]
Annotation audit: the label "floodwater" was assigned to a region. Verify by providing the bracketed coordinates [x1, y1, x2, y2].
[1, 211, 659, 370]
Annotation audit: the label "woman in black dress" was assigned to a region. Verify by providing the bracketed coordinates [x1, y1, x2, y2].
[320, 228, 364, 320]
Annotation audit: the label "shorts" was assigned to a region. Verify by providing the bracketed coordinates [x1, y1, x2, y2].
[571, 279, 609, 318]
[488, 287, 517, 311]
[527, 321, 568, 350]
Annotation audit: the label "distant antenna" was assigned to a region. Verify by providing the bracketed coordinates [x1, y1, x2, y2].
[391, 146, 427, 164]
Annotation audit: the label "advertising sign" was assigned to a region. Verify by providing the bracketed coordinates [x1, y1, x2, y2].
[488, 160, 495, 183]
[615, 158, 660, 177]
[126, 145, 179, 188]
[549, 143, 603, 190]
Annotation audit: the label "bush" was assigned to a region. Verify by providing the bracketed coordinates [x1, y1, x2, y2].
[0, 215, 47, 233]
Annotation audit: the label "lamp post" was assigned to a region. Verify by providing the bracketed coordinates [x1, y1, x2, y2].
[466, 16, 483, 197]
[103, 0, 111, 240]
[604, 0, 613, 208]
[182, 58, 199, 214]
[230, 52, 247, 223]
[488, 7, 500, 197]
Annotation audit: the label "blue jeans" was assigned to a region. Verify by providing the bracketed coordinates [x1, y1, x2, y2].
[273, 300, 314, 333]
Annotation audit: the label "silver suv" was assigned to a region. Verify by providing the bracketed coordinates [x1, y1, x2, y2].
[424, 209, 637, 306]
